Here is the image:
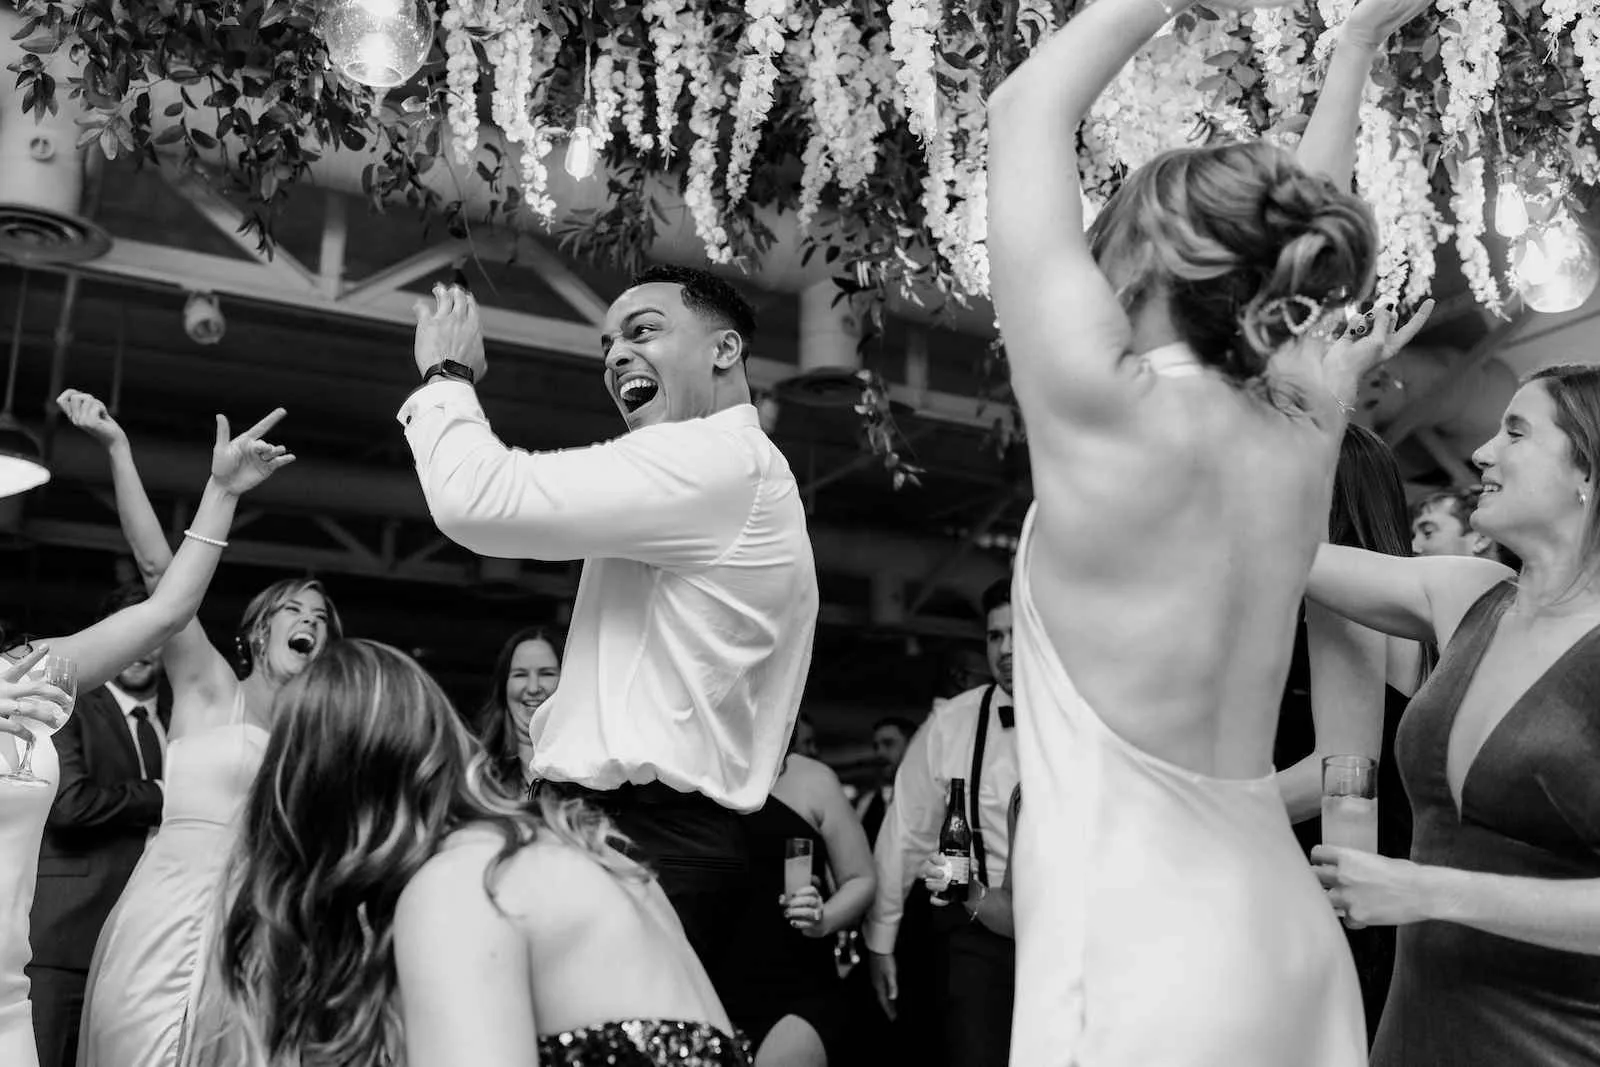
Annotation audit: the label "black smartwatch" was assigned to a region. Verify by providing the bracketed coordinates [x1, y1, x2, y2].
[421, 359, 477, 386]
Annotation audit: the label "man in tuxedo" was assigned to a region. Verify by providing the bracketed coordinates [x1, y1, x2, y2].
[854, 717, 915, 847]
[28, 586, 169, 1067]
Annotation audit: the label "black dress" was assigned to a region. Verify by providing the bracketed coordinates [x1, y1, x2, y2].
[720, 797, 850, 1059]
[538, 1020, 750, 1065]
[1373, 581, 1600, 1065]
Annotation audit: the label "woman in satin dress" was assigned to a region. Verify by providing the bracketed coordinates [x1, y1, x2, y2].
[196, 640, 748, 1067]
[55, 391, 342, 1067]
[984, 0, 1430, 1060]
[0, 408, 294, 1067]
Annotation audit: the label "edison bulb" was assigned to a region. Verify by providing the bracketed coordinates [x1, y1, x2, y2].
[320, 0, 434, 89]
[1520, 216, 1600, 315]
[564, 124, 597, 180]
[1518, 236, 1552, 287]
[1494, 174, 1530, 239]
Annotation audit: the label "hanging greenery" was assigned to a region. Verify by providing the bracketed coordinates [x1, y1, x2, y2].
[9, 0, 1600, 470]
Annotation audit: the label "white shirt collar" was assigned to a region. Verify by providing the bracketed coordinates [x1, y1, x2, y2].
[104, 682, 155, 717]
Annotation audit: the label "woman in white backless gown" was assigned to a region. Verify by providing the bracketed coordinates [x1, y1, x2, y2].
[983, 0, 1429, 1063]
[54, 391, 343, 1067]
[0, 409, 294, 1067]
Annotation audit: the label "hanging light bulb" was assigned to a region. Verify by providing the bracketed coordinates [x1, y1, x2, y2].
[320, 0, 435, 89]
[1517, 233, 1553, 287]
[1519, 214, 1600, 314]
[1493, 165, 1530, 238]
[564, 102, 598, 180]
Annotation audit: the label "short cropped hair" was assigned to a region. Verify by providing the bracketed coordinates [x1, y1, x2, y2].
[630, 264, 757, 360]
[981, 577, 1011, 618]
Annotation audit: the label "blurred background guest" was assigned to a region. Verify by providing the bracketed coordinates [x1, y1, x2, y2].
[853, 719, 914, 848]
[722, 732, 873, 1066]
[472, 626, 564, 792]
[1274, 424, 1429, 1040]
[27, 584, 171, 1067]
[1411, 488, 1517, 568]
[865, 578, 1016, 1067]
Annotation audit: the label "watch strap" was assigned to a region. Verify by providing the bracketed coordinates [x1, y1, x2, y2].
[422, 359, 476, 386]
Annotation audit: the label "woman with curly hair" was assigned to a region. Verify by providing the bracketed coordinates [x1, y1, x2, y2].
[199, 639, 747, 1067]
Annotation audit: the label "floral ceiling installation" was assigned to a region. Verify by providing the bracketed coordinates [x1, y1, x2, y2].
[9, 0, 1600, 323]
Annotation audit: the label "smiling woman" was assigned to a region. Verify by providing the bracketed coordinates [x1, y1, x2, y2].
[474, 626, 566, 792]
[1306, 364, 1600, 1064]
[52, 388, 349, 1067]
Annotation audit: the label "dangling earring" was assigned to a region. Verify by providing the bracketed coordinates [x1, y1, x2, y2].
[1581, 488, 1590, 507]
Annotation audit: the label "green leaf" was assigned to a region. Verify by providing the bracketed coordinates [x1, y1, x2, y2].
[1204, 50, 1241, 68]
[98, 125, 120, 160]
[189, 128, 217, 149]
[19, 34, 59, 54]
[163, 100, 184, 117]
[153, 124, 186, 146]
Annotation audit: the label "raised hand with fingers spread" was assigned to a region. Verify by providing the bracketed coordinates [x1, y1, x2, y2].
[210, 408, 295, 496]
[1319, 299, 1435, 410]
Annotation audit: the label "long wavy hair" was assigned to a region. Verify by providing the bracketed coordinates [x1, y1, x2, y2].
[474, 626, 566, 789]
[233, 577, 344, 680]
[209, 639, 642, 1067]
[1089, 141, 1377, 389]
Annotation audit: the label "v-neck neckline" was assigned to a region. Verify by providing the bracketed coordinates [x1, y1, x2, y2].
[1442, 583, 1600, 821]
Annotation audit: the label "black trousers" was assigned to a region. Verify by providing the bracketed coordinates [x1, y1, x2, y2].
[25, 964, 85, 1067]
[931, 910, 1016, 1067]
[536, 781, 750, 1001]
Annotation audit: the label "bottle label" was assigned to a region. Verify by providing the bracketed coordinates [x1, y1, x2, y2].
[942, 853, 969, 885]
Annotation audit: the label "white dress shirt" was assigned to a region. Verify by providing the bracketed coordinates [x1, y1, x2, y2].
[399, 383, 818, 812]
[864, 684, 1018, 955]
[103, 682, 167, 779]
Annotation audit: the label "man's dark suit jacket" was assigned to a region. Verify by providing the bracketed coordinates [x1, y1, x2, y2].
[28, 685, 169, 970]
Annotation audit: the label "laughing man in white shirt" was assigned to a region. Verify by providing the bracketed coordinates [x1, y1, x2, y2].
[400, 264, 819, 996]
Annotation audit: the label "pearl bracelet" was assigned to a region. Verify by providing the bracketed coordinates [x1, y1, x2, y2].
[183, 529, 229, 549]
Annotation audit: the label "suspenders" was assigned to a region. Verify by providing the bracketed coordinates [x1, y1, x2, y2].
[969, 684, 997, 887]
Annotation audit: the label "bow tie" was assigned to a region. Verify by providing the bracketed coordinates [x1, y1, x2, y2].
[997, 705, 1014, 730]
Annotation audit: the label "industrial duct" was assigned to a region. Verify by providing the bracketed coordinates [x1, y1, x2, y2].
[0, 10, 111, 265]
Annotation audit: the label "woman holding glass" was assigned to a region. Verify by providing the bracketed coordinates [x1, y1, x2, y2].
[0, 409, 294, 1067]
[722, 732, 875, 1066]
[1274, 424, 1428, 1039]
[55, 390, 342, 1067]
[1311, 365, 1600, 1064]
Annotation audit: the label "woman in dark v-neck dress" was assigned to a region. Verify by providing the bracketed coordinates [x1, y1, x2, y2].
[1305, 365, 1600, 1065]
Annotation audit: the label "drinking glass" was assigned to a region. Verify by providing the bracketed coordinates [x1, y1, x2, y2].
[2, 654, 77, 788]
[784, 837, 814, 897]
[1321, 755, 1378, 853]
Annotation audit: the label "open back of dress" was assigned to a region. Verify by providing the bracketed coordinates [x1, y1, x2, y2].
[1009, 504, 1367, 1066]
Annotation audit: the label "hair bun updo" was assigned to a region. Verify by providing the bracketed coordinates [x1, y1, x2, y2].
[1086, 141, 1378, 387]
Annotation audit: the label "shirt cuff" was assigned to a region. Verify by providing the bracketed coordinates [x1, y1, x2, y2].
[863, 919, 899, 956]
[396, 378, 478, 429]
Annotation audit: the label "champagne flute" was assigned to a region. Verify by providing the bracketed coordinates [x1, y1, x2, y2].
[2, 654, 77, 787]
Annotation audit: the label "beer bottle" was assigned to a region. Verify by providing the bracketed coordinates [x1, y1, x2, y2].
[935, 777, 972, 906]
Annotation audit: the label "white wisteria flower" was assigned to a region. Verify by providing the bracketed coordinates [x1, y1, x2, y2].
[726, 0, 791, 203]
[888, 0, 939, 142]
[1451, 125, 1505, 316]
[645, 0, 690, 159]
[682, 7, 732, 263]
[1436, 0, 1504, 143]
